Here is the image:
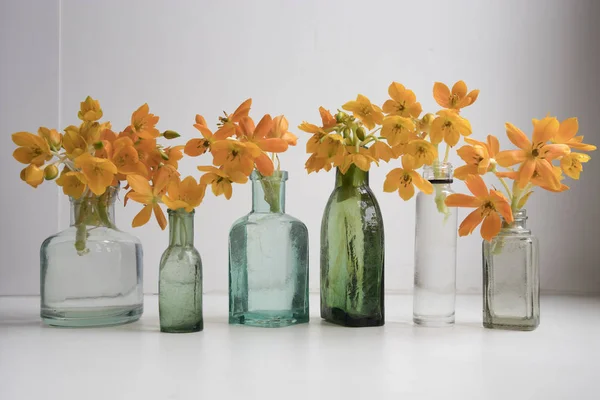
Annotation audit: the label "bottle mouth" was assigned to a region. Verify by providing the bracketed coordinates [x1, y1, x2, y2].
[427, 178, 454, 184]
[251, 170, 288, 182]
[70, 185, 120, 204]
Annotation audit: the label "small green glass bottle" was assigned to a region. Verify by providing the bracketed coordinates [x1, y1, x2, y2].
[159, 209, 203, 333]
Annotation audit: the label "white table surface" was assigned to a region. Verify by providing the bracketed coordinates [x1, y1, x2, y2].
[0, 294, 597, 400]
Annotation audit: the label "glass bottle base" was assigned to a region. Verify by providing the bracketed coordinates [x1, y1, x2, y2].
[483, 316, 539, 331]
[321, 307, 384, 328]
[229, 310, 309, 328]
[413, 314, 455, 327]
[160, 321, 203, 333]
[41, 304, 143, 328]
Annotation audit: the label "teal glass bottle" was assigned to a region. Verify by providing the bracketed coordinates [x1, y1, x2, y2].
[321, 165, 385, 327]
[159, 209, 203, 333]
[229, 170, 309, 327]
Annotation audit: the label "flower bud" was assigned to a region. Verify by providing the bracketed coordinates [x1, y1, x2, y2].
[44, 164, 59, 180]
[356, 127, 366, 141]
[20, 164, 44, 188]
[159, 148, 170, 160]
[162, 130, 181, 139]
[336, 112, 349, 123]
[38, 127, 62, 150]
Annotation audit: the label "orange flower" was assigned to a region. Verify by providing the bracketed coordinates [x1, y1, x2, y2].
[162, 145, 185, 169]
[337, 146, 377, 174]
[210, 139, 262, 176]
[390, 131, 419, 158]
[38, 127, 62, 150]
[560, 152, 591, 180]
[239, 115, 288, 153]
[110, 137, 148, 177]
[552, 117, 596, 151]
[445, 175, 513, 241]
[131, 103, 160, 139]
[12, 131, 52, 166]
[19, 164, 45, 188]
[429, 110, 472, 146]
[454, 135, 500, 179]
[56, 170, 87, 198]
[215, 98, 252, 139]
[382, 82, 422, 118]
[269, 115, 298, 146]
[342, 94, 384, 130]
[381, 116, 416, 147]
[198, 166, 248, 199]
[62, 125, 88, 158]
[319, 107, 337, 129]
[185, 115, 216, 157]
[496, 167, 569, 193]
[495, 118, 570, 189]
[162, 176, 206, 212]
[126, 173, 170, 229]
[77, 96, 103, 122]
[433, 81, 479, 111]
[369, 141, 394, 162]
[383, 155, 433, 200]
[74, 153, 117, 195]
[305, 154, 333, 174]
[314, 134, 345, 159]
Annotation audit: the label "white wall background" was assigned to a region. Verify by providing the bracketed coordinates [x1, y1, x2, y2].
[2, 0, 599, 296]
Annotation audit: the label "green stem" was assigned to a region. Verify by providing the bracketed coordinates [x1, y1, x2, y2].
[443, 144, 450, 163]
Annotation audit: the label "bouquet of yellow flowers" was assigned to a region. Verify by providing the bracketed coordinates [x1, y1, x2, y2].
[12, 96, 177, 252]
[446, 116, 596, 241]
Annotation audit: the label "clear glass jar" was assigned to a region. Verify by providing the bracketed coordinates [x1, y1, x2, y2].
[413, 162, 457, 326]
[229, 170, 309, 327]
[40, 186, 143, 327]
[159, 209, 203, 333]
[320, 165, 385, 327]
[483, 209, 539, 331]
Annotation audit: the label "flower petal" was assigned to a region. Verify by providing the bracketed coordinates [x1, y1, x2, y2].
[517, 159, 536, 188]
[433, 82, 451, 108]
[410, 172, 433, 195]
[532, 117, 559, 144]
[458, 208, 484, 237]
[398, 181, 415, 201]
[132, 205, 152, 227]
[153, 204, 167, 230]
[465, 174, 489, 199]
[254, 152, 274, 176]
[451, 80, 467, 98]
[480, 212, 501, 242]
[487, 135, 500, 157]
[445, 194, 482, 208]
[496, 150, 527, 167]
[505, 123, 531, 150]
[555, 117, 578, 143]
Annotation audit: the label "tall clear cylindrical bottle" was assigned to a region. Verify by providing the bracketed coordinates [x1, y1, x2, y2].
[413, 162, 457, 326]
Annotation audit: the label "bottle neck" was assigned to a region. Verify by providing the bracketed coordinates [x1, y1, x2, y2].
[501, 209, 528, 230]
[70, 188, 117, 228]
[168, 209, 195, 246]
[251, 170, 287, 213]
[335, 165, 369, 188]
[423, 162, 453, 184]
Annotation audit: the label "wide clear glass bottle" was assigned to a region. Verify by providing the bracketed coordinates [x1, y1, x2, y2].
[159, 209, 203, 333]
[321, 165, 385, 327]
[229, 170, 309, 327]
[413, 162, 457, 326]
[40, 186, 143, 327]
[483, 209, 539, 331]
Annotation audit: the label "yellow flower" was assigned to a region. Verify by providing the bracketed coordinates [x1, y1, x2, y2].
[162, 145, 185, 169]
[131, 103, 160, 139]
[369, 141, 394, 162]
[416, 113, 435, 136]
[110, 137, 148, 177]
[382, 82, 422, 118]
[383, 155, 433, 200]
[77, 96, 103, 122]
[433, 81, 479, 111]
[198, 166, 248, 199]
[19, 164, 44, 188]
[454, 135, 500, 179]
[342, 94, 384, 130]
[390, 131, 419, 158]
[56, 170, 87, 198]
[319, 106, 338, 129]
[210, 139, 262, 176]
[74, 153, 118, 195]
[315, 134, 345, 159]
[12, 131, 52, 166]
[126, 174, 170, 230]
[552, 117, 596, 151]
[62, 125, 88, 158]
[495, 118, 570, 189]
[162, 176, 206, 212]
[445, 175, 513, 242]
[381, 116, 416, 147]
[429, 109, 472, 146]
[38, 127, 62, 150]
[215, 98, 253, 139]
[560, 152, 591, 179]
[405, 139, 438, 168]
